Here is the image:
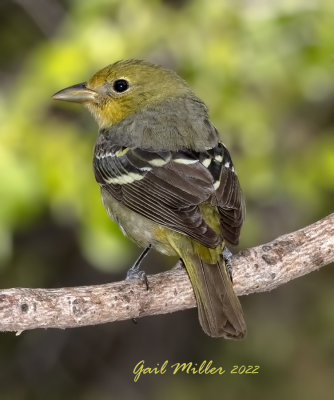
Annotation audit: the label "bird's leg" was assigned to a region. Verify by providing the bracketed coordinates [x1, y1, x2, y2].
[126, 244, 151, 290]
[222, 246, 233, 282]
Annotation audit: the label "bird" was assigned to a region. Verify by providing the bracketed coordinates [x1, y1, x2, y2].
[53, 59, 246, 339]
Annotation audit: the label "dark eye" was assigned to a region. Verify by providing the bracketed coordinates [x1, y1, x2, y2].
[113, 79, 129, 93]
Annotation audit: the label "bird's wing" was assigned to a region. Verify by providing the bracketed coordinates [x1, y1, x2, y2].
[93, 143, 244, 247]
[214, 147, 245, 245]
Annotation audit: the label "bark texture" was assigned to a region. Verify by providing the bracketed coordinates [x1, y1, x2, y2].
[0, 213, 333, 333]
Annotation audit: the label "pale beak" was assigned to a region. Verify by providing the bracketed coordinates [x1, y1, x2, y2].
[52, 82, 98, 103]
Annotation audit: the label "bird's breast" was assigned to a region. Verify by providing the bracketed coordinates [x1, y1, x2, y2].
[100, 187, 177, 256]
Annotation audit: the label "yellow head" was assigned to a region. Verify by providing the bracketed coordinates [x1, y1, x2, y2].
[53, 59, 193, 128]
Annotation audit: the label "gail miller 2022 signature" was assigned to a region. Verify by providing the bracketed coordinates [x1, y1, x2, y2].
[133, 360, 260, 382]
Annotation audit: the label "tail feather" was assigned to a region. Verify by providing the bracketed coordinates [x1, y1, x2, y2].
[185, 253, 246, 338]
[166, 233, 246, 339]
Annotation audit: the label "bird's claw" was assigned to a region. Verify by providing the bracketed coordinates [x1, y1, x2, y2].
[125, 245, 151, 290]
[222, 246, 233, 282]
[126, 267, 149, 290]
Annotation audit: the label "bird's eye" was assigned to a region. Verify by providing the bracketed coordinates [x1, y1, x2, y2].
[113, 79, 129, 93]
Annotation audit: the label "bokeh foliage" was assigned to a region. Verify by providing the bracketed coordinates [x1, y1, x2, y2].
[0, 0, 333, 399]
[1, 0, 333, 268]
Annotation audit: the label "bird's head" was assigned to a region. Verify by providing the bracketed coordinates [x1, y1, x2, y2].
[53, 59, 192, 128]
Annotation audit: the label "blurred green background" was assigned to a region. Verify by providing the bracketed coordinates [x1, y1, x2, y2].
[0, 0, 333, 399]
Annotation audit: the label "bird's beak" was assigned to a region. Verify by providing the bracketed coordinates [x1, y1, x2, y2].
[52, 82, 98, 103]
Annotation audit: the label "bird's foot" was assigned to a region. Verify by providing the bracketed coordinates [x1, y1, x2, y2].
[125, 245, 151, 290]
[222, 246, 233, 282]
[126, 266, 149, 290]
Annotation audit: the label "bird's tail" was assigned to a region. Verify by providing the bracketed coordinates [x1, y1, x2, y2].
[168, 235, 246, 339]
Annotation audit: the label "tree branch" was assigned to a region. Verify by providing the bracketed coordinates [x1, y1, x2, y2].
[0, 213, 333, 333]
